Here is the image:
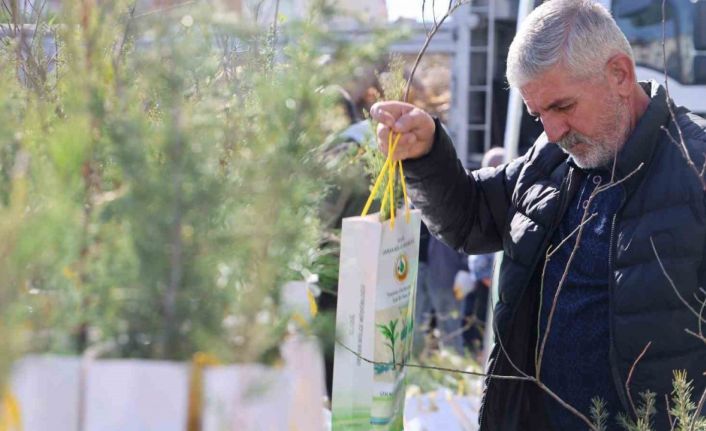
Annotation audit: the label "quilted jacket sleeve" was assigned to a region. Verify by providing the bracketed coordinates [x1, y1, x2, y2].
[402, 118, 524, 255]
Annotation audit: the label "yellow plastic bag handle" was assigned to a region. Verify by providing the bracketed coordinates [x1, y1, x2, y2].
[186, 352, 220, 431]
[0, 391, 22, 431]
[360, 132, 411, 227]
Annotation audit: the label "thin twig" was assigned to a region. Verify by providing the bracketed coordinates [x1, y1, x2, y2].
[421, 0, 429, 36]
[536, 381, 598, 431]
[546, 212, 598, 259]
[698, 295, 705, 340]
[488, 266, 596, 430]
[490, 287, 531, 379]
[537, 162, 643, 377]
[666, 393, 676, 431]
[51, 20, 58, 89]
[535, 213, 597, 372]
[625, 342, 652, 419]
[594, 162, 644, 194]
[610, 146, 619, 183]
[29, 0, 46, 62]
[432, 0, 438, 27]
[133, 0, 197, 19]
[536, 249, 552, 371]
[661, 0, 706, 191]
[536, 197, 593, 377]
[271, 0, 280, 51]
[685, 328, 706, 344]
[113, 1, 137, 71]
[650, 237, 706, 324]
[437, 314, 480, 344]
[334, 338, 531, 382]
[689, 387, 706, 431]
[1, 2, 13, 24]
[491, 314, 601, 430]
[160, 106, 185, 357]
[661, 125, 706, 190]
[403, 0, 469, 102]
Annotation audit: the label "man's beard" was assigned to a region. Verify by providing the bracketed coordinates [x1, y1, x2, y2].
[556, 98, 630, 169]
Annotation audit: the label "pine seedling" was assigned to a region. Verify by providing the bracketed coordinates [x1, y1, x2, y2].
[591, 397, 609, 431]
[670, 370, 706, 431]
[617, 391, 657, 431]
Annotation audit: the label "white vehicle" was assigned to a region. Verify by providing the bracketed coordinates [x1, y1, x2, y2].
[600, 0, 706, 115]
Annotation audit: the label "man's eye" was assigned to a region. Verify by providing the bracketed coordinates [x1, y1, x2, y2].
[557, 104, 573, 112]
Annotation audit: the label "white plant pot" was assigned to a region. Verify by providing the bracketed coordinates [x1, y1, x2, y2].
[8, 337, 326, 431]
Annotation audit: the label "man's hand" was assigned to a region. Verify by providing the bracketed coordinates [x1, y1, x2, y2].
[369, 101, 436, 161]
[453, 270, 474, 301]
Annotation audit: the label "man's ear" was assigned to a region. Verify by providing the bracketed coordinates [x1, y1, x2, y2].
[605, 53, 635, 97]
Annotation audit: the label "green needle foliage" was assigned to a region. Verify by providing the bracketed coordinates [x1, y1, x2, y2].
[590, 397, 609, 431]
[600, 370, 705, 431]
[669, 370, 706, 431]
[0, 0, 393, 380]
[617, 391, 657, 431]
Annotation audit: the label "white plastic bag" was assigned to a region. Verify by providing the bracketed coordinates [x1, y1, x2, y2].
[332, 209, 421, 430]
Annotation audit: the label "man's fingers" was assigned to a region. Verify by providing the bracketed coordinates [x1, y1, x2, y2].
[393, 108, 428, 133]
[373, 102, 434, 161]
[373, 108, 397, 129]
[377, 124, 391, 156]
[376, 125, 418, 161]
[370, 101, 415, 128]
[394, 133, 418, 161]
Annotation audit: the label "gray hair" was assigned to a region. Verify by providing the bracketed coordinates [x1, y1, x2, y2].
[506, 0, 633, 88]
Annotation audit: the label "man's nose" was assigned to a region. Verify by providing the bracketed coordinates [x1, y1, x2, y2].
[542, 116, 570, 143]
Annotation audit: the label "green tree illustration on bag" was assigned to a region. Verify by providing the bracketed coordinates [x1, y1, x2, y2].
[376, 319, 399, 375]
[375, 314, 414, 375]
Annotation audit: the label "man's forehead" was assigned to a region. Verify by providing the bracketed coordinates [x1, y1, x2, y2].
[520, 76, 577, 113]
[519, 66, 575, 102]
[523, 95, 575, 115]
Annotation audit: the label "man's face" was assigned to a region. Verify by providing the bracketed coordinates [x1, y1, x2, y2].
[520, 65, 631, 169]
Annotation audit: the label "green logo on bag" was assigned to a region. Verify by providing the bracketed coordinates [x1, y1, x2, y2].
[394, 254, 409, 282]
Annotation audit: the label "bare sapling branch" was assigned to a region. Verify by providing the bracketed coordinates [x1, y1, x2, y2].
[403, 0, 469, 102]
[660, 0, 706, 191]
[649, 237, 706, 327]
[698, 293, 706, 342]
[432, 0, 438, 27]
[271, 0, 280, 51]
[113, 1, 137, 71]
[489, 276, 598, 429]
[625, 342, 652, 419]
[691, 387, 706, 431]
[534, 212, 598, 374]
[421, 0, 429, 35]
[535, 380, 599, 431]
[537, 163, 644, 376]
[666, 393, 677, 431]
[133, 0, 197, 20]
[334, 338, 531, 382]
[684, 329, 706, 345]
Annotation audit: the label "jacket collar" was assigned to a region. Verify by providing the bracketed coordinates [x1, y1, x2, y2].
[566, 80, 672, 193]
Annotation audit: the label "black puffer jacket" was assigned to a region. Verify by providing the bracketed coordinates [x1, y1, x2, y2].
[403, 82, 706, 430]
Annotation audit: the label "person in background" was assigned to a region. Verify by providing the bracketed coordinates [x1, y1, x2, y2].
[415, 233, 470, 355]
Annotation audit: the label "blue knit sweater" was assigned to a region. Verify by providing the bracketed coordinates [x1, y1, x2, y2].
[538, 168, 624, 430]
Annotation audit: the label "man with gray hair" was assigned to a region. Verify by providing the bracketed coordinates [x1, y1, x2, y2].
[370, 0, 706, 429]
